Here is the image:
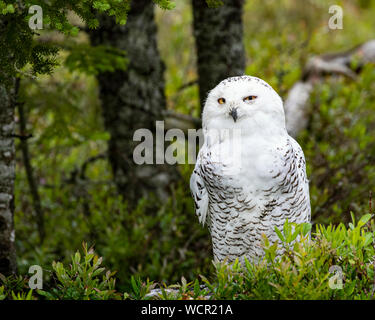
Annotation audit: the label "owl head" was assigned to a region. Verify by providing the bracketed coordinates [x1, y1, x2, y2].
[202, 76, 287, 137]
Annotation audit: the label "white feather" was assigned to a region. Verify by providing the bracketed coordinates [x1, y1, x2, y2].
[190, 75, 311, 264]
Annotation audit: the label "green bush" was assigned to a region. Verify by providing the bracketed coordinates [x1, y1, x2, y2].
[299, 66, 375, 224]
[37, 243, 120, 300]
[14, 67, 375, 295]
[15, 169, 212, 292]
[4, 215, 375, 300]
[137, 214, 375, 300]
[0, 273, 33, 300]
[10, 0, 375, 300]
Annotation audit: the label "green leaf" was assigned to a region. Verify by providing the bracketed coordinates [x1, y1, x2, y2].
[193, 279, 200, 297]
[350, 212, 356, 226]
[130, 276, 139, 296]
[364, 233, 373, 246]
[358, 214, 372, 226]
[274, 226, 285, 242]
[302, 223, 312, 236]
[290, 230, 300, 242]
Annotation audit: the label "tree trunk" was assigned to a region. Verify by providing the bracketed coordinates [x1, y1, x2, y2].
[192, 0, 246, 110]
[0, 81, 17, 276]
[89, 0, 178, 206]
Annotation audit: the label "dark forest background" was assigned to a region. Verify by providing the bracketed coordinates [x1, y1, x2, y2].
[1, 0, 375, 299]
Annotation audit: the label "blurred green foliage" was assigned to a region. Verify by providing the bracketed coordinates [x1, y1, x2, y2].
[0, 0, 175, 83]
[300, 66, 375, 224]
[15, 161, 212, 291]
[7, 0, 375, 299]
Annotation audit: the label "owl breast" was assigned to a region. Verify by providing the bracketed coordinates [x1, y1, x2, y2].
[202, 135, 286, 191]
[198, 135, 309, 264]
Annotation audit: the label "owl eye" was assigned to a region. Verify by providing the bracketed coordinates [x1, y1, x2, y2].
[243, 96, 257, 102]
[217, 98, 226, 105]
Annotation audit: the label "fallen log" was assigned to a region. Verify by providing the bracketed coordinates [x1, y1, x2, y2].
[284, 39, 375, 137]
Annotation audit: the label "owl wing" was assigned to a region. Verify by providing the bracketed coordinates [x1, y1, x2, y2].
[190, 149, 209, 226]
[288, 136, 311, 222]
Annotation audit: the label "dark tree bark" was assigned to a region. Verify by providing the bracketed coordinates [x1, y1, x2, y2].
[192, 0, 246, 110]
[89, 0, 178, 206]
[0, 80, 17, 276]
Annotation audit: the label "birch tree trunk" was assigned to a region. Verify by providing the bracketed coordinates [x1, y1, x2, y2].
[192, 0, 246, 110]
[89, 0, 178, 206]
[0, 81, 17, 276]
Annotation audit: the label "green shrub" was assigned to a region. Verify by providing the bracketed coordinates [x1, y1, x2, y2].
[3, 215, 375, 300]
[299, 66, 375, 224]
[15, 172, 212, 292]
[37, 243, 120, 300]
[143, 214, 375, 300]
[0, 273, 32, 300]
[11, 0, 375, 299]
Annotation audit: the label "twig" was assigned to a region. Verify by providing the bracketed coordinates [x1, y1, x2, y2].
[14, 62, 37, 80]
[176, 79, 198, 92]
[164, 110, 201, 134]
[369, 191, 373, 214]
[10, 133, 33, 140]
[65, 152, 107, 222]
[15, 77, 45, 244]
[284, 39, 375, 137]
[80, 153, 107, 180]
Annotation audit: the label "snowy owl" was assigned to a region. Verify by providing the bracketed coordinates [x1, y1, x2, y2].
[190, 75, 311, 264]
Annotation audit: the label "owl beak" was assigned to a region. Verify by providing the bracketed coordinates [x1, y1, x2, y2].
[229, 108, 238, 122]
